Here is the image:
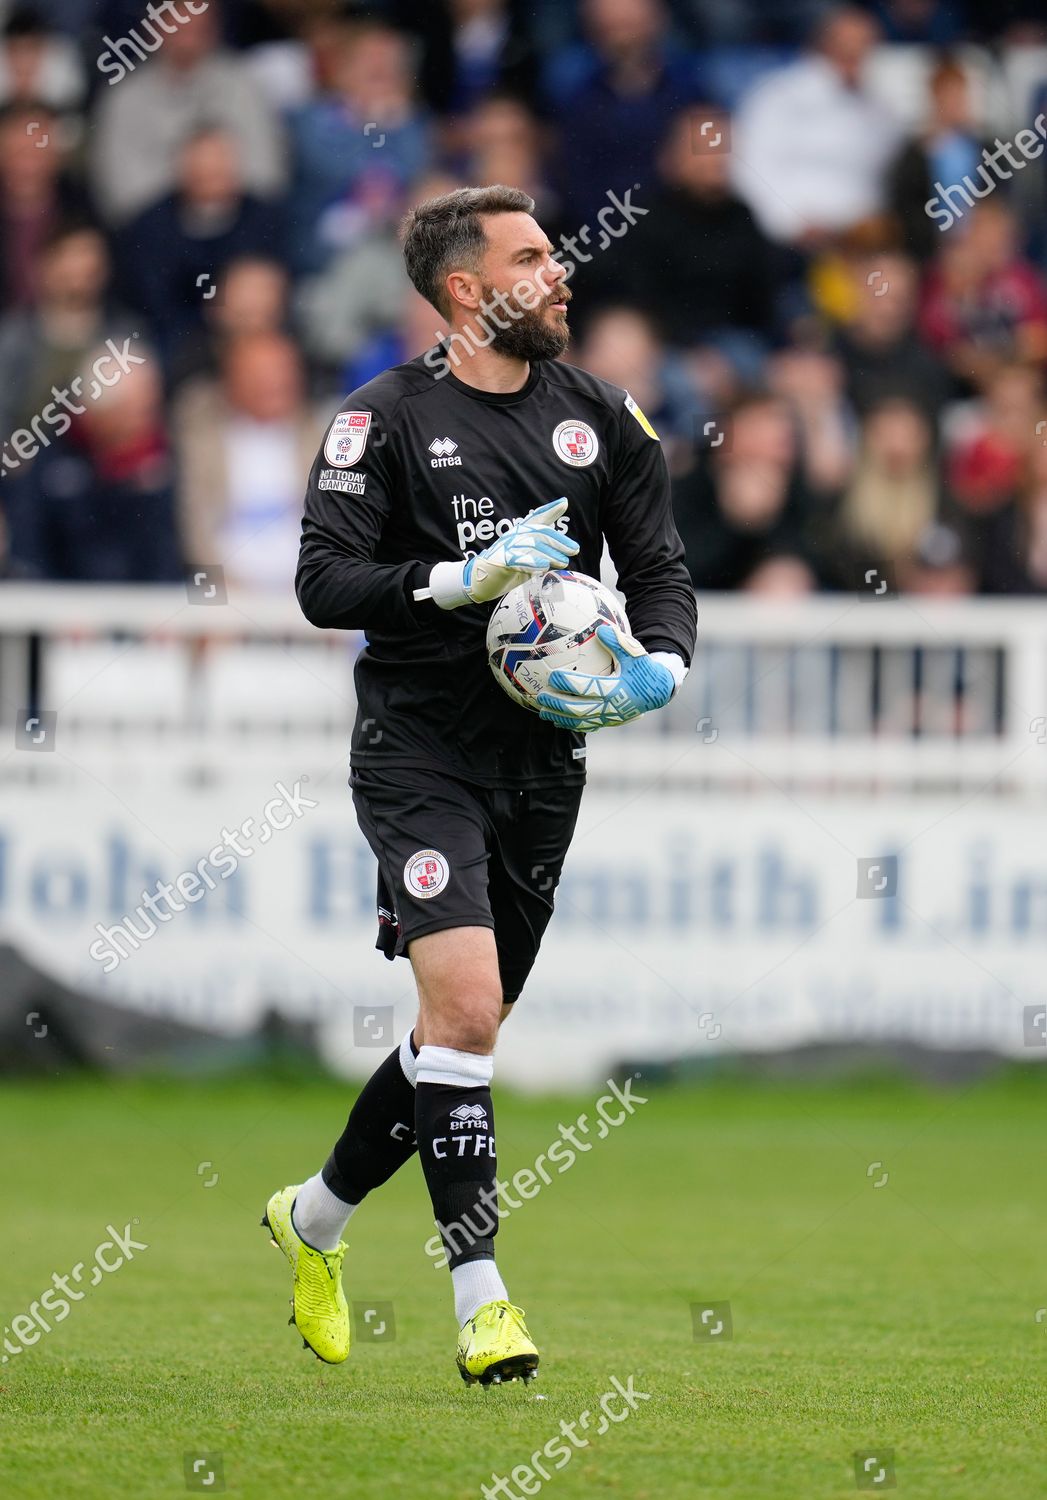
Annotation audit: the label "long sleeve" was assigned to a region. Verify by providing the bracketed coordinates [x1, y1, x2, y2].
[295, 406, 426, 632]
[601, 396, 698, 664]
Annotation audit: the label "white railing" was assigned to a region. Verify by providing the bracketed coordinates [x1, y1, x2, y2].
[0, 585, 1046, 792]
[611, 595, 1046, 793]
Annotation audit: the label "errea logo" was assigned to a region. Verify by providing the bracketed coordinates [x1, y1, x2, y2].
[450, 1103, 488, 1129]
[429, 437, 462, 468]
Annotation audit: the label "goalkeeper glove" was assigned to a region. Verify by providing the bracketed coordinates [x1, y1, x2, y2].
[415, 497, 578, 609]
[537, 623, 682, 731]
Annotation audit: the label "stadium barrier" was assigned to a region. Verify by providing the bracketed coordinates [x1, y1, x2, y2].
[0, 585, 1044, 789]
[0, 586, 1045, 1082]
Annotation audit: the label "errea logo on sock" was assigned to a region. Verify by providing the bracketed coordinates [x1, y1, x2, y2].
[450, 1103, 488, 1129]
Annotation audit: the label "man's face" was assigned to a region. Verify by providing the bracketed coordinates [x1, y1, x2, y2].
[41, 231, 108, 307]
[164, 4, 217, 67]
[471, 211, 571, 360]
[180, 132, 240, 206]
[0, 112, 59, 186]
[821, 10, 877, 87]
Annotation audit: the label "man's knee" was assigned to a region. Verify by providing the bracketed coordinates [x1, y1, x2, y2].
[419, 989, 500, 1053]
[445, 1001, 500, 1053]
[409, 926, 502, 1053]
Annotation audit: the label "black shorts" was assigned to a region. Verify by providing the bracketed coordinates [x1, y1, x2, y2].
[350, 765, 584, 1003]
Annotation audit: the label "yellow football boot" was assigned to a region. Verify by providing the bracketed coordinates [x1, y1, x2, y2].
[261, 1184, 350, 1364]
[456, 1300, 539, 1386]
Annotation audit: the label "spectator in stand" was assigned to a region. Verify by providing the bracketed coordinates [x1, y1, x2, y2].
[116, 127, 284, 372]
[464, 93, 558, 230]
[672, 392, 820, 590]
[835, 249, 950, 422]
[978, 431, 1047, 593]
[918, 200, 1047, 392]
[0, 5, 84, 112]
[571, 304, 702, 469]
[4, 345, 181, 582]
[742, 555, 819, 594]
[91, 0, 286, 226]
[235, 6, 365, 113]
[577, 104, 775, 354]
[947, 362, 1043, 514]
[295, 170, 460, 387]
[768, 346, 854, 498]
[542, 0, 705, 227]
[0, 101, 91, 312]
[169, 254, 290, 390]
[887, 57, 987, 263]
[732, 6, 903, 246]
[287, 19, 431, 275]
[347, 0, 512, 121]
[0, 221, 115, 444]
[173, 332, 325, 589]
[835, 396, 951, 583]
[447, 0, 512, 114]
[896, 519, 976, 596]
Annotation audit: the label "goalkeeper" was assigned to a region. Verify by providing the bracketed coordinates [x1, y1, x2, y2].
[262, 185, 697, 1387]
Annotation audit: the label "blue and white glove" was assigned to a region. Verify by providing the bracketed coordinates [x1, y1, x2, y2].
[416, 497, 579, 609]
[537, 624, 681, 731]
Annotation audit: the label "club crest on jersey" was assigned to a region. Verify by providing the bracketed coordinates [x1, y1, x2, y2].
[552, 419, 599, 467]
[325, 410, 371, 467]
[404, 848, 450, 900]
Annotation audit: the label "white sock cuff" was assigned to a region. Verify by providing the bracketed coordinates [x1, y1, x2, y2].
[398, 1030, 419, 1088]
[416, 1044, 494, 1088]
[452, 1257, 509, 1327]
[291, 1171, 356, 1251]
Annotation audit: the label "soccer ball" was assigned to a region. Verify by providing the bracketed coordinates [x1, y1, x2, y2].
[486, 569, 630, 713]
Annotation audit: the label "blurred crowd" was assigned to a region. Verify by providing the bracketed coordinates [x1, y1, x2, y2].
[2, 0, 1047, 596]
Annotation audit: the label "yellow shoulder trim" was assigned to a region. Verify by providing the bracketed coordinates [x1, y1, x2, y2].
[624, 391, 660, 441]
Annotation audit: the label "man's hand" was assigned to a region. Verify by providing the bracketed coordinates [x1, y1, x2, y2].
[418, 498, 579, 609]
[537, 624, 677, 731]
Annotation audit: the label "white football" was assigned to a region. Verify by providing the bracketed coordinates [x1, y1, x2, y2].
[486, 570, 631, 714]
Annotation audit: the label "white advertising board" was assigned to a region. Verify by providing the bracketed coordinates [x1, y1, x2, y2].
[1, 767, 1043, 1087]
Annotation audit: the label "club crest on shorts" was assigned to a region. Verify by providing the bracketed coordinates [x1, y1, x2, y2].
[552, 419, 599, 467]
[325, 410, 371, 466]
[404, 848, 450, 900]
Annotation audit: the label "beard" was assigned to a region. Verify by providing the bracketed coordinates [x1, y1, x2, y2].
[478, 280, 571, 362]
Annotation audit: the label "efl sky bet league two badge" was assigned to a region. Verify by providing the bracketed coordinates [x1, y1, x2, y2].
[325, 410, 372, 467]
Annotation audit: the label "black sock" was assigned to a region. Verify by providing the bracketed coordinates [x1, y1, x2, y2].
[415, 1080, 498, 1267]
[322, 1034, 418, 1203]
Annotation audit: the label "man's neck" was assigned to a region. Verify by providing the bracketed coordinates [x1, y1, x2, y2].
[40, 303, 100, 344]
[446, 340, 530, 394]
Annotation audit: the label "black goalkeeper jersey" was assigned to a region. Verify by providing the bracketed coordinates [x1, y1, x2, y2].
[296, 348, 698, 789]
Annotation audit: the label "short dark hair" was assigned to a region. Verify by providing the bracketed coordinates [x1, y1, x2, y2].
[40, 217, 104, 256]
[4, 6, 48, 40]
[400, 184, 535, 316]
[0, 99, 54, 131]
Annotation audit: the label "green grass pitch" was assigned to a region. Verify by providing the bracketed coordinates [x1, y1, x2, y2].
[2, 1067, 1045, 1498]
